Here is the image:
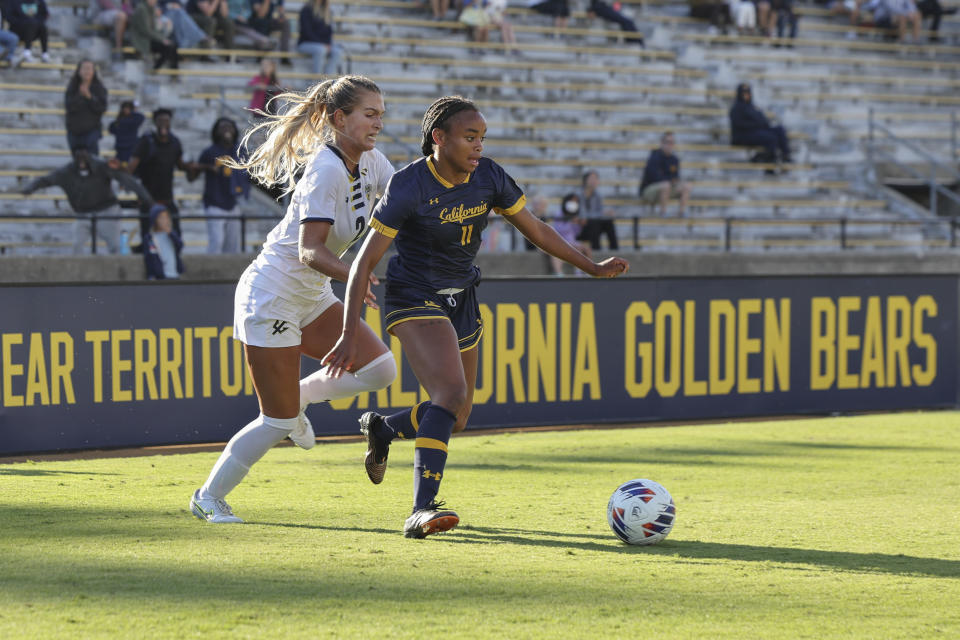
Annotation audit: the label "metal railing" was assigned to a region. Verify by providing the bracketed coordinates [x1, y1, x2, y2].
[867, 108, 960, 216]
[4, 211, 960, 256]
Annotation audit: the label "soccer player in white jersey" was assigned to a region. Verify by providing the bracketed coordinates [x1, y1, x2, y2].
[190, 76, 397, 523]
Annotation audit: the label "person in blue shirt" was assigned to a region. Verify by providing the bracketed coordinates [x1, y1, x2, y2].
[189, 117, 250, 253]
[109, 101, 146, 167]
[297, 0, 342, 75]
[640, 131, 691, 217]
[143, 203, 184, 279]
[729, 83, 791, 167]
[323, 95, 630, 539]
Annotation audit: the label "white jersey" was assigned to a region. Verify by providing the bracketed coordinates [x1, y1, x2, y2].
[244, 145, 394, 302]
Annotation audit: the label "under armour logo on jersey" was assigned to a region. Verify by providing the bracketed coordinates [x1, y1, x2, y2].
[429, 197, 439, 205]
[272, 320, 289, 335]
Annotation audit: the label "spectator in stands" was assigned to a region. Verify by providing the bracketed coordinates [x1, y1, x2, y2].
[772, 0, 797, 39]
[108, 100, 145, 167]
[688, 0, 732, 34]
[188, 117, 250, 253]
[916, 0, 943, 39]
[6, 0, 49, 62]
[248, 57, 281, 114]
[429, 0, 450, 20]
[459, 0, 492, 42]
[754, 0, 774, 35]
[578, 170, 619, 249]
[90, 0, 130, 56]
[728, 0, 757, 34]
[297, 0, 342, 75]
[830, 0, 863, 35]
[587, 0, 644, 45]
[248, 0, 290, 57]
[484, 0, 517, 49]
[19, 147, 153, 255]
[888, 0, 922, 42]
[158, 0, 213, 49]
[730, 83, 791, 168]
[528, 0, 570, 30]
[550, 193, 591, 275]
[64, 59, 107, 156]
[143, 203, 184, 279]
[226, 0, 274, 49]
[640, 131, 691, 217]
[130, 0, 180, 69]
[128, 108, 192, 240]
[0, 8, 21, 67]
[188, 0, 235, 49]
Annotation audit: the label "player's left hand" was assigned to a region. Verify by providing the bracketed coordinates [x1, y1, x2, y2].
[364, 273, 379, 310]
[590, 257, 629, 278]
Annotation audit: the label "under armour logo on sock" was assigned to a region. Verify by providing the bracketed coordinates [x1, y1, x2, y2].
[422, 469, 442, 481]
[272, 320, 289, 335]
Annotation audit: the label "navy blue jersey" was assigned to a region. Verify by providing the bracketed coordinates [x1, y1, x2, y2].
[370, 156, 526, 291]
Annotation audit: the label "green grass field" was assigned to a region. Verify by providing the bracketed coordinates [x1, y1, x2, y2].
[1, 412, 959, 639]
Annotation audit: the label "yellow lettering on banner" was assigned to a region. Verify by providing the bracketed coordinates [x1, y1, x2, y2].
[709, 300, 735, 395]
[49, 332, 76, 405]
[25, 333, 50, 406]
[527, 304, 557, 403]
[111, 330, 132, 402]
[654, 301, 681, 398]
[810, 297, 836, 390]
[860, 297, 885, 388]
[390, 334, 417, 407]
[624, 302, 652, 398]
[159, 328, 184, 400]
[219, 327, 243, 397]
[837, 296, 861, 389]
[496, 303, 525, 403]
[683, 301, 706, 397]
[473, 304, 495, 405]
[2, 333, 24, 407]
[184, 328, 194, 399]
[572, 303, 600, 400]
[194, 327, 219, 398]
[764, 299, 790, 392]
[737, 299, 762, 394]
[85, 330, 109, 403]
[886, 296, 911, 387]
[134, 329, 159, 401]
[559, 303, 572, 402]
[912, 295, 937, 386]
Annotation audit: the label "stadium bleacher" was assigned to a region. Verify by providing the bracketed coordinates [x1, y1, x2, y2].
[2, 0, 958, 257]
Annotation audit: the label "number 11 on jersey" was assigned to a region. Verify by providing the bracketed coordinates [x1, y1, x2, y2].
[460, 224, 474, 246]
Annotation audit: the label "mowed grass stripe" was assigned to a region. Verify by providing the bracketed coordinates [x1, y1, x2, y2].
[0, 412, 958, 638]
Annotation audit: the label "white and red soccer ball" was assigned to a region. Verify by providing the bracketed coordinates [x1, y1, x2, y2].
[606, 479, 676, 545]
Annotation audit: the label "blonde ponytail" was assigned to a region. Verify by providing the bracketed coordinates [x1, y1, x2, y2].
[227, 75, 381, 194]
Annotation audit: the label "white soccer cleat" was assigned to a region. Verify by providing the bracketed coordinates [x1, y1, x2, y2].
[289, 409, 316, 450]
[190, 489, 243, 523]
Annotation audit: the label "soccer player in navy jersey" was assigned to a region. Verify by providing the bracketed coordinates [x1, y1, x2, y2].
[323, 96, 630, 538]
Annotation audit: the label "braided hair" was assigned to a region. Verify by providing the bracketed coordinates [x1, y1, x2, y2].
[420, 96, 479, 156]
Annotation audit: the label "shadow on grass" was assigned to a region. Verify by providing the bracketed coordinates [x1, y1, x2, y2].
[0, 468, 119, 476]
[444, 526, 960, 578]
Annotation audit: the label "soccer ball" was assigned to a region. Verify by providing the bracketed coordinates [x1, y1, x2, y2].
[606, 479, 676, 545]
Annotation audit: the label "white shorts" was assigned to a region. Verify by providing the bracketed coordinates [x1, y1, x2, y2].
[233, 277, 339, 348]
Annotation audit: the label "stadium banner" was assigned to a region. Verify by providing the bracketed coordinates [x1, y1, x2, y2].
[0, 275, 957, 455]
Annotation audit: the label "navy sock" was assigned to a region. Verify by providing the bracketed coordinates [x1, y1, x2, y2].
[376, 401, 429, 442]
[412, 403, 456, 511]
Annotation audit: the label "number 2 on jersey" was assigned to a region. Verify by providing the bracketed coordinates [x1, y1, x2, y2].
[460, 224, 474, 246]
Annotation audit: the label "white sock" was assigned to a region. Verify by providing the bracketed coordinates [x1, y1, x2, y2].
[299, 351, 396, 409]
[200, 413, 298, 499]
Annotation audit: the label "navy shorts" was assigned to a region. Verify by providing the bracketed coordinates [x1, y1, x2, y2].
[384, 283, 483, 352]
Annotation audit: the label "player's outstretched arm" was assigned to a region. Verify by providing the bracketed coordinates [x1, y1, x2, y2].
[506, 207, 629, 278]
[322, 229, 394, 378]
